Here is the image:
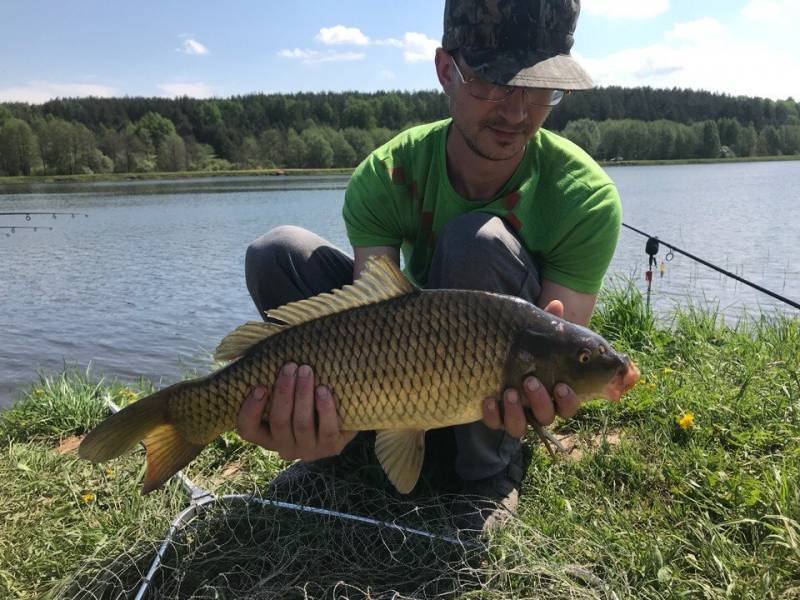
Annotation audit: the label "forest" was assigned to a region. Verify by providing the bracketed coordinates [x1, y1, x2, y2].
[0, 87, 798, 176]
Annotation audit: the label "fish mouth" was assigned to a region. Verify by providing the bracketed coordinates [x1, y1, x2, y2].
[602, 359, 641, 402]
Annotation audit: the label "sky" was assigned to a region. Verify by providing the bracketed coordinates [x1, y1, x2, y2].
[1, 0, 798, 104]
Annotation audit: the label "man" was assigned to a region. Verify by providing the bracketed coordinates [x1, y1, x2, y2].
[238, 0, 621, 531]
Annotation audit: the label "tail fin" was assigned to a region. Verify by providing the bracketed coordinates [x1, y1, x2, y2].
[79, 381, 205, 494]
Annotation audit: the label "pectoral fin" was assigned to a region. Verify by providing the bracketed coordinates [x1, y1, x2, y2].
[374, 429, 425, 494]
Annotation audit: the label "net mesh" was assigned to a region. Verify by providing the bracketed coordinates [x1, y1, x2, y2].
[53, 467, 612, 600]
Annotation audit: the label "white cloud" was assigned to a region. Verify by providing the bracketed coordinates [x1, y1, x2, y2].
[177, 38, 209, 55]
[278, 48, 366, 65]
[0, 81, 119, 103]
[158, 82, 213, 98]
[741, 0, 800, 22]
[388, 32, 439, 63]
[316, 25, 370, 46]
[311, 25, 438, 64]
[664, 17, 726, 43]
[578, 18, 800, 100]
[582, 0, 669, 20]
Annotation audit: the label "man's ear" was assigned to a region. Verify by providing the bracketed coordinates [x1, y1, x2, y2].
[434, 48, 454, 95]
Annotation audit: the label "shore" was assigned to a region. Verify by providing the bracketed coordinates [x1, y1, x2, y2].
[1, 156, 798, 187]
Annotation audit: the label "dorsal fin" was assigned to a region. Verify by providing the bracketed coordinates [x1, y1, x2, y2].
[214, 255, 415, 361]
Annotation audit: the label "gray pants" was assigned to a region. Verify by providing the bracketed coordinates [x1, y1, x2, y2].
[245, 212, 542, 482]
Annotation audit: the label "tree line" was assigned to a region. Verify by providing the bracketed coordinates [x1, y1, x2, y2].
[0, 87, 798, 176]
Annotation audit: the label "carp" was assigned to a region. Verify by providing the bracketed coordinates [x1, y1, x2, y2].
[79, 255, 640, 494]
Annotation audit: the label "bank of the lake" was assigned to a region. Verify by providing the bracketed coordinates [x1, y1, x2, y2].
[2, 294, 798, 599]
[0, 155, 798, 187]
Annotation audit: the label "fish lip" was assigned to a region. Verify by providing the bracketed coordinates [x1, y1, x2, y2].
[602, 360, 641, 402]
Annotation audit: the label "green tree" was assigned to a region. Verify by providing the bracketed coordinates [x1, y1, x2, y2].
[780, 125, 800, 155]
[234, 136, 261, 168]
[258, 129, 286, 167]
[0, 105, 13, 128]
[379, 94, 408, 129]
[157, 133, 188, 171]
[342, 98, 377, 130]
[700, 120, 721, 158]
[561, 119, 600, 156]
[285, 128, 307, 167]
[736, 124, 757, 157]
[319, 127, 356, 167]
[300, 128, 334, 168]
[135, 112, 177, 151]
[717, 118, 741, 152]
[38, 118, 77, 174]
[0, 118, 39, 176]
[342, 128, 375, 162]
[757, 126, 782, 156]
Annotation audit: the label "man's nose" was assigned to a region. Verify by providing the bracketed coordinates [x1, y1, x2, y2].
[496, 88, 529, 123]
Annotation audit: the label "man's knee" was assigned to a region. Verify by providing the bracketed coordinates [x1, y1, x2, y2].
[245, 225, 314, 276]
[430, 212, 539, 298]
[435, 212, 506, 264]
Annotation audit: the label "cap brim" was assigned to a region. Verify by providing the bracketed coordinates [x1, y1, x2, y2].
[460, 48, 594, 91]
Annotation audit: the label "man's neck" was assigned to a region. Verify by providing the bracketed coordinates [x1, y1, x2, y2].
[445, 126, 526, 201]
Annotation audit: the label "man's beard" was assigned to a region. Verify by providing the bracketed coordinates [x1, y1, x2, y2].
[455, 118, 532, 162]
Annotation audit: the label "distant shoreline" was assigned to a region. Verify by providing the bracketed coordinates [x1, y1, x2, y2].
[1, 155, 798, 186]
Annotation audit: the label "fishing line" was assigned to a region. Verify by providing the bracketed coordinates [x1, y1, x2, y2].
[622, 222, 800, 311]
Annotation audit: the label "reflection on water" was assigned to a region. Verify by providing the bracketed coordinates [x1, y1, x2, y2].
[1, 165, 798, 407]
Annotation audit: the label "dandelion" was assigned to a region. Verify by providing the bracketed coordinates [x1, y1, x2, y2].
[648, 383, 657, 390]
[677, 412, 695, 429]
[81, 492, 96, 504]
[105, 467, 115, 477]
[663, 367, 673, 375]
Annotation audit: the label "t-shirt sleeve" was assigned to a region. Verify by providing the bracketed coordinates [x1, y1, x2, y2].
[540, 183, 622, 294]
[342, 155, 405, 248]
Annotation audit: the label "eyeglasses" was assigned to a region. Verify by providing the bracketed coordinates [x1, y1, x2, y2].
[451, 57, 566, 107]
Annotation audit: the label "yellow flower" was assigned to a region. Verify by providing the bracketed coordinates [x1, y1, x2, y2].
[105, 468, 115, 477]
[81, 492, 96, 503]
[663, 367, 673, 375]
[677, 413, 695, 429]
[648, 383, 657, 390]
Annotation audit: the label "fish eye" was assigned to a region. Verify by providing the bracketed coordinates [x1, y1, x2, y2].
[578, 349, 591, 363]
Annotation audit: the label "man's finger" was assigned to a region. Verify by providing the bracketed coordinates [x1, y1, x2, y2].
[524, 376, 556, 426]
[543, 299, 564, 318]
[553, 383, 579, 419]
[269, 362, 298, 450]
[237, 386, 274, 447]
[292, 365, 316, 455]
[482, 397, 503, 430]
[316, 386, 345, 453]
[502, 388, 527, 439]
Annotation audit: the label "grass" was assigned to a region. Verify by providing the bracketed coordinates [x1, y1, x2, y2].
[0, 288, 798, 598]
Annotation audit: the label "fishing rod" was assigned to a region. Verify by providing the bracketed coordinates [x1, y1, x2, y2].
[0, 211, 88, 220]
[623, 222, 800, 311]
[1, 226, 54, 236]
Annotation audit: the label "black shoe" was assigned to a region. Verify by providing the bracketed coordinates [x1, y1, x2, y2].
[450, 445, 530, 534]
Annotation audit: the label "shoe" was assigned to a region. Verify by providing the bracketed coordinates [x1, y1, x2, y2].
[450, 445, 529, 534]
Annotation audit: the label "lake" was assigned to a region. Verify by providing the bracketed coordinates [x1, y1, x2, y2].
[1, 162, 799, 408]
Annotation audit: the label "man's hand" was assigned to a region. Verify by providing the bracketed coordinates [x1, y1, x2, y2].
[237, 363, 357, 461]
[481, 299, 579, 439]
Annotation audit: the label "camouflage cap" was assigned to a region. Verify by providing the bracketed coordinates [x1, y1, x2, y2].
[442, 0, 593, 90]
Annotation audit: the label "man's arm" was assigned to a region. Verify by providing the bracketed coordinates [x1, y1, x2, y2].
[536, 278, 597, 327]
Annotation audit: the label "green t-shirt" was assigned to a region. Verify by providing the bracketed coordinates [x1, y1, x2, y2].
[343, 118, 621, 293]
